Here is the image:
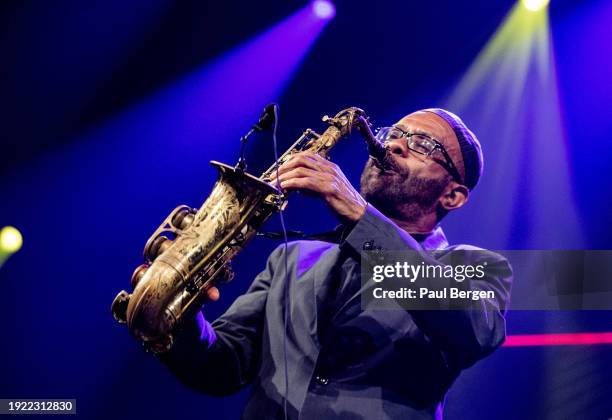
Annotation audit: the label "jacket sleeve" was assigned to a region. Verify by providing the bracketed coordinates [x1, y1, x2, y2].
[341, 204, 513, 369]
[156, 245, 282, 396]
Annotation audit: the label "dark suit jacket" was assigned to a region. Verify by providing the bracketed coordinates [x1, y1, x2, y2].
[158, 205, 513, 419]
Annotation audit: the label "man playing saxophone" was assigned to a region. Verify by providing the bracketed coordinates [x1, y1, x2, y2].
[156, 108, 512, 419]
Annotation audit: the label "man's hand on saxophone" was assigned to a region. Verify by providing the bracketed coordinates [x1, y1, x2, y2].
[276, 151, 368, 224]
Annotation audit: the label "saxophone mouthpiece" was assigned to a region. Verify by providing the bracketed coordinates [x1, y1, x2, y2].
[355, 115, 389, 166]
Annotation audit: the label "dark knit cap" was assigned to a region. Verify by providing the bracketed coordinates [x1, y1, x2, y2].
[421, 108, 483, 191]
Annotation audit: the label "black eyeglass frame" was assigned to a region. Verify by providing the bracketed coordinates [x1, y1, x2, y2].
[376, 125, 463, 184]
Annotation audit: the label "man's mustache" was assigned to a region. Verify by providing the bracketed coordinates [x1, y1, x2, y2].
[370, 155, 405, 176]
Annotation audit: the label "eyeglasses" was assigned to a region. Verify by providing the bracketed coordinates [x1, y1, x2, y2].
[375, 126, 462, 183]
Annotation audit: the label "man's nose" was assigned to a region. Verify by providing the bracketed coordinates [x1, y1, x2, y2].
[385, 138, 409, 158]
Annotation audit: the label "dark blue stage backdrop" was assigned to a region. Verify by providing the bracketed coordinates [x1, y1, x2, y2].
[1, 0, 611, 419]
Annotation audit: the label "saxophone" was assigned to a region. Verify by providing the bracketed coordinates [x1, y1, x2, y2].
[111, 107, 386, 353]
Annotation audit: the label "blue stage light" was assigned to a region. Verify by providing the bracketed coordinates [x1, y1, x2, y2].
[312, 0, 336, 20]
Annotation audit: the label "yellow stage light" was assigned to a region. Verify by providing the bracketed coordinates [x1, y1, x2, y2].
[445, 0, 583, 247]
[522, 0, 550, 12]
[0, 226, 23, 254]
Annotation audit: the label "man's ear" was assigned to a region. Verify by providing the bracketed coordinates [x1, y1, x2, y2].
[439, 182, 469, 211]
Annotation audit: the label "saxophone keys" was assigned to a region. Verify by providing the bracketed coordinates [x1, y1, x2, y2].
[111, 290, 131, 324]
[218, 264, 235, 284]
[131, 263, 150, 289]
[144, 235, 172, 262]
[171, 206, 197, 230]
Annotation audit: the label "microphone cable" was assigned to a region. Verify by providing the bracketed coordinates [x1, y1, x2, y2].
[269, 103, 291, 420]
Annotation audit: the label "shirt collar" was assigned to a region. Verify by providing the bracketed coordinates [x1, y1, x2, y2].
[410, 225, 449, 250]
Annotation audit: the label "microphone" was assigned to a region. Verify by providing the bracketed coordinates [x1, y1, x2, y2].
[253, 103, 277, 132]
[235, 103, 279, 172]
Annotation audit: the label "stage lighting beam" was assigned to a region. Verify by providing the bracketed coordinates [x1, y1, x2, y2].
[312, 0, 336, 20]
[522, 0, 550, 12]
[445, 0, 583, 248]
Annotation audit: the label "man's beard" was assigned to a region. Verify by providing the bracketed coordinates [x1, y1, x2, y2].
[359, 158, 450, 222]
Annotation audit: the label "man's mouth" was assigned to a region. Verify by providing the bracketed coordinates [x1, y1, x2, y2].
[370, 158, 397, 175]
[377, 166, 396, 175]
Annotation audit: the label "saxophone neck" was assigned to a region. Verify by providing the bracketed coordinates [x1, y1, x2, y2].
[327, 107, 388, 165]
[259, 106, 388, 181]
